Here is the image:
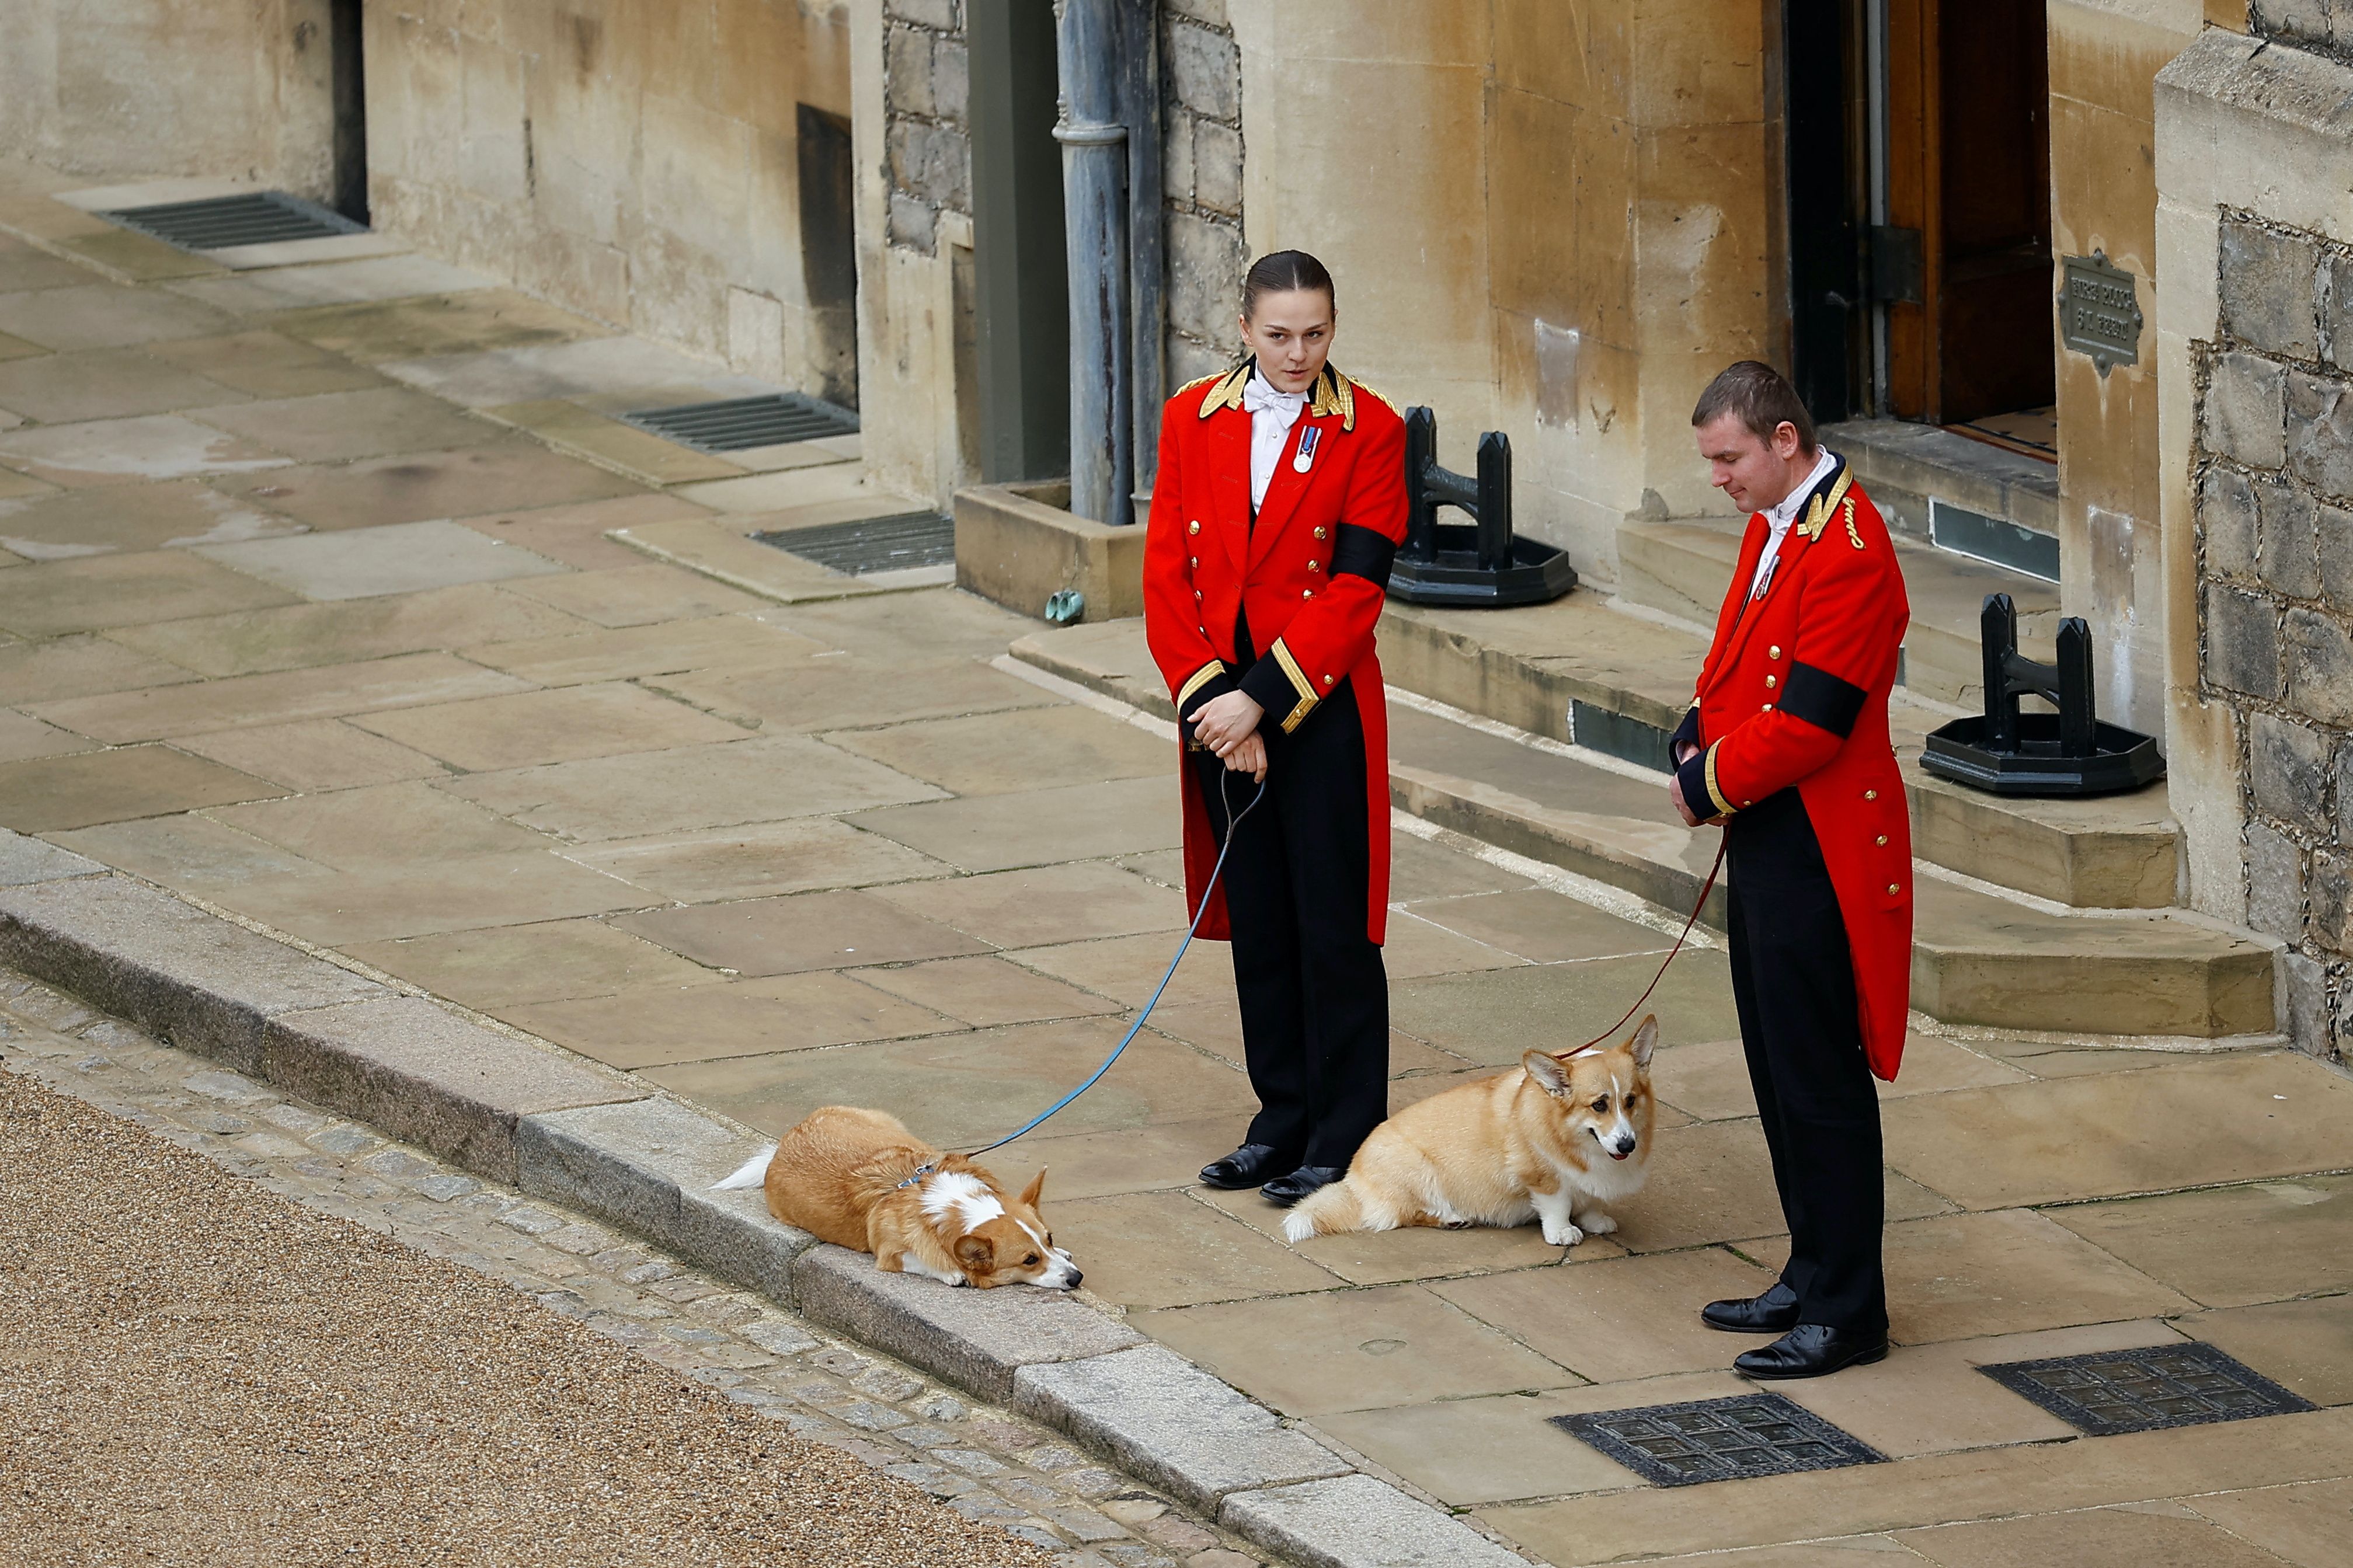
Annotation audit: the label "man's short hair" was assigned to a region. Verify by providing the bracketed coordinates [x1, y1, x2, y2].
[1692, 361, 1818, 454]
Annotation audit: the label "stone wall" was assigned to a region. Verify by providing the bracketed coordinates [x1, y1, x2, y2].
[363, 0, 854, 398]
[881, 0, 969, 256]
[0, 0, 340, 198]
[2248, 0, 2353, 57]
[1161, 0, 1247, 387]
[2191, 215, 2353, 1058]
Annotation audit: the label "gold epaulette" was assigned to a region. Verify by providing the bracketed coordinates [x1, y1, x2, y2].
[1195, 362, 1250, 417]
[1793, 468, 1855, 542]
[1336, 369, 1397, 421]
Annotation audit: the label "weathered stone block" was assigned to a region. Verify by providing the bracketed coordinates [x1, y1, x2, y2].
[2312, 848, 2353, 953]
[2205, 583, 2280, 698]
[1162, 114, 1196, 204]
[2288, 371, 2353, 501]
[2201, 465, 2260, 580]
[2250, 712, 2335, 834]
[0, 831, 103, 887]
[1168, 208, 1246, 346]
[885, 27, 936, 117]
[1194, 119, 1243, 216]
[2247, 820, 2307, 942]
[2251, 0, 2331, 48]
[2220, 220, 2321, 360]
[2204, 351, 2288, 470]
[2340, 734, 2353, 844]
[2256, 475, 2323, 600]
[1219, 1475, 1531, 1568]
[2320, 501, 2353, 609]
[2281, 949, 2331, 1057]
[886, 0, 959, 30]
[518, 1097, 818, 1303]
[2285, 607, 2353, 725]
[1012, 1346, 1348, 1514]
[0, 876, 384, 1074]
[1167, 20, 1241, 121]
[888, 191, 937, 255]
[791, 1243, 1142, 1402]
[1164, 0, 1228, 25]
[934, 39, 969, 124]
[262, 996, 642, 1183]
[2324, 252, 2353, 374]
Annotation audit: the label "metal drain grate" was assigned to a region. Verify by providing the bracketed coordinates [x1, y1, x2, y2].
[1979, 1343, 2315, 1437]
[755, 511, 955, 576]
[622, 393, 859, 453]
[1553, 1395, 1885, 1488]
[100, 191, 366, 252]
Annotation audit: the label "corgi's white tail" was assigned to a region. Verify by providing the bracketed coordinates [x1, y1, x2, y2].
[1282, 1179, 1363, 1243]
[713, 1144, 777, 1191]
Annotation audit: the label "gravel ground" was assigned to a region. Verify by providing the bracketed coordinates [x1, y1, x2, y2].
[0, 1070, 1054, 1568]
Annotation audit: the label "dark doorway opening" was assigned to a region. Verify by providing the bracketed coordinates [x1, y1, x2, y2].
[967, 0, 1069, 483]
[329, 0, 367, 224]
[1783, 0, 1867, 426]
[797, 103, 859, 411]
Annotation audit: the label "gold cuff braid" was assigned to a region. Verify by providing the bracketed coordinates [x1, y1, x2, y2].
[1270, 640, 1319, 734]
[1175, 661, 1227, 715]
[1702, 741, 1738, 818]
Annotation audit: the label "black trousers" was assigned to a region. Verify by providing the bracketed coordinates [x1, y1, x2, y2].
[1188, 679, 1390, 1169]
[1725, 789, 1888, 1336]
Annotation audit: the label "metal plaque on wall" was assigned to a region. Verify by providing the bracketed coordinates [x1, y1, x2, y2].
[2059, 250, 2143, 375]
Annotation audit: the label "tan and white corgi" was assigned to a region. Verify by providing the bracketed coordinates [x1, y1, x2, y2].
[715, 1105, 1081, 1290]
[1282, 1016, 1658, 1246]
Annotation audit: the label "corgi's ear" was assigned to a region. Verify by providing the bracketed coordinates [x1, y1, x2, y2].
[1628, 1015, 1658, 1069]
[1522, 1049, 1569, 1095]
[1019, 1167, 1047, 1209]
[953, 1232, 995, 1274]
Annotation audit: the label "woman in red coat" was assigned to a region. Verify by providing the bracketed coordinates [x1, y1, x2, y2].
[1141, 251, 1408, 1208]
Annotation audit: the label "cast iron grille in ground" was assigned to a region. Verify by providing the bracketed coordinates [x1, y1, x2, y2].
[1979, 1343, 2314, 1437]
[622, 393, 859, 453]
[99, 191, 366, 252]
[1553, 1395, 1884, 1487]
[754, 511, 955, 576]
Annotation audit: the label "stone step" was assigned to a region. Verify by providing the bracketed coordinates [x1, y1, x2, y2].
[1614, 514, 2063, 710]
[1380, 596, 2179, 910]
[1005, 621, 2270, 1040]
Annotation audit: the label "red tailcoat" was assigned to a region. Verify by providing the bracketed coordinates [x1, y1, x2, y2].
[1142, 361, 1408, 944]
[1673, 464, 1915, 1080]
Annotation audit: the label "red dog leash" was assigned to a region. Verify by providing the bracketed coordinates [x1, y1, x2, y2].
[1562, 837, 1729, 1056]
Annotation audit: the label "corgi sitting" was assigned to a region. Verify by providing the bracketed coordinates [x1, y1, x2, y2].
[715, 1105, 1080, 1290]
[1283, 1016, 1657, 1246]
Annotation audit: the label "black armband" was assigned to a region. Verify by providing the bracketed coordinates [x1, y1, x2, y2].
[1330, 524, 1397, 591]
[1781, 660, 1867, 739]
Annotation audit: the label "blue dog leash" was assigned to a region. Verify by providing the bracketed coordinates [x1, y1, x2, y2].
[894, 769, 1268, 1189]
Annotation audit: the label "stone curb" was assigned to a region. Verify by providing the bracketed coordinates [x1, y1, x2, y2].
[0, 836, 1537, 1567]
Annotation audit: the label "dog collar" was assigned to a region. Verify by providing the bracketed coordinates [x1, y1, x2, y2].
[893, 1161, 937, 1191]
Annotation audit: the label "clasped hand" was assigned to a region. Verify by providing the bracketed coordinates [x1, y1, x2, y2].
[1188, 691, 1268, 783]
[1668, 741, 1727, 828]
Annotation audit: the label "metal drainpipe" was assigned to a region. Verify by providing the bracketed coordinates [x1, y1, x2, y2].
[1056, 0, 1132, 524]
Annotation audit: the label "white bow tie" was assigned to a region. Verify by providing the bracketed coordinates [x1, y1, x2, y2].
[1242, 374, 1306, 419]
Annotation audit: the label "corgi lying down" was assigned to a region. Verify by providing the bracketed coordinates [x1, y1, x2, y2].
[1284, 1017, 1657, 1246]
[716, 1106, 1080, 1290]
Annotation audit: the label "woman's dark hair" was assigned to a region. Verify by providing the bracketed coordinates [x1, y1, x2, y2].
[1241, 250, 1335, 320]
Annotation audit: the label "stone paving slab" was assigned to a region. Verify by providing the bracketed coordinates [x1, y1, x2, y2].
[1223, 1475, 1531, 1568]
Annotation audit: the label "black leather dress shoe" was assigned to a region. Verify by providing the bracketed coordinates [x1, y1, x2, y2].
[1198, 1144, 1300, 1191]
[1259, 1165, 1347, 1208]
[1700, 1281, 1801, 1334]
[1734, 1323, 1889, 1380]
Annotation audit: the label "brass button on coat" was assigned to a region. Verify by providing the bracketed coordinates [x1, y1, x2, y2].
[1306, 559, 1321, 573]
[1888, 883, 1901, 895]
[1765, 674, 1778, 688]
[1322, 674, 1335, 685]
[1769, 644, 1783, 658]
[1762, 702, 1775, 711]
[1187, 520, 1200, 535]
[1189, 556, 1199, 568]
[1876, 834, 1888, 845]
[1864, 789, 1877, 800]
[1314, 526, 1329, 539]
[1303, 588, 1315, 598]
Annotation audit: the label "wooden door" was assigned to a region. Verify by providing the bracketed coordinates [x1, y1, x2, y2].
[1881, 0, 2055, 424]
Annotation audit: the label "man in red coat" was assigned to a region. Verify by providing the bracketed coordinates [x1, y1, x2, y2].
[1670, 361, 1912, 1379]
[1142, 251, 1407, 1208]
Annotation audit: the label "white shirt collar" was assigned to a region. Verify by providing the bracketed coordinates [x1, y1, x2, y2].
[1245, 368, 1308, 511]
[1764, 447, 1840, 531]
